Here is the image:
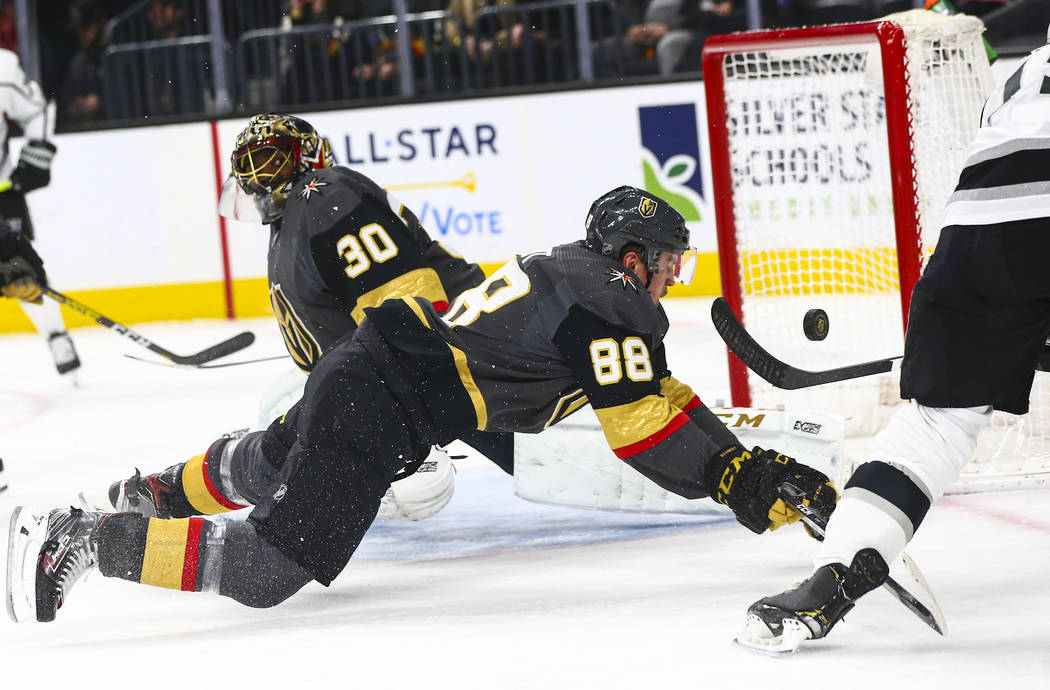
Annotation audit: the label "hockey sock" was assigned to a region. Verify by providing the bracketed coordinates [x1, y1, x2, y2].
[97, 514, 222, 593]
[180, 438, 250, 515]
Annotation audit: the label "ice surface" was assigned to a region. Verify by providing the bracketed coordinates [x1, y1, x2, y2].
[1, 299, 1048, 689]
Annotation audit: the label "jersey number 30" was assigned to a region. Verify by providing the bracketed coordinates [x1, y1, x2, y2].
[338, 223, 399, 278]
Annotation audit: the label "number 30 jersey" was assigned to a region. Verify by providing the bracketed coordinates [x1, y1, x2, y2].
[268, 166, 485, 371]
[365, 242, 728, 498]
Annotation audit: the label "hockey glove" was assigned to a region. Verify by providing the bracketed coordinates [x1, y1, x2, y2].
[0, 232, 45, 304]
[10, 140, 56, 193]
[703, 445, 837, 535]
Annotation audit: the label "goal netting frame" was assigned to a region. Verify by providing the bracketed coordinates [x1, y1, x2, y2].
[702, 12, 1050, 492]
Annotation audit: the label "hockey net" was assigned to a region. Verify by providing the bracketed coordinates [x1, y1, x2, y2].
[703, 11, 1050, 491]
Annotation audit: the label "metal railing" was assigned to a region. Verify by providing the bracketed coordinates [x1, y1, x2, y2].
[102, 36, 220, 120]
[235, 11, 477, 109]
[47, 0, 945, 128]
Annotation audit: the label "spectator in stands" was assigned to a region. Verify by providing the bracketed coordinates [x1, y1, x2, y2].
[594, 0, 680, 77]
[443, 0, 515, 65]
[147, 0, 184, 40]
[61, 0, 110, 125]
[655, 0, 745, 74]
[0, 0, 17, 53]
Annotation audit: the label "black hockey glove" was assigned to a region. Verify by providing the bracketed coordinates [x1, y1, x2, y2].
[703, 445, 838, 535]
[10, 139, 56, 193]
[0, 230, 46, 303]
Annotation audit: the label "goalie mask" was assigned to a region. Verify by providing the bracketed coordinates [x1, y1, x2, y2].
[219, 113, 333, 224]
[584, 186, 697, 286]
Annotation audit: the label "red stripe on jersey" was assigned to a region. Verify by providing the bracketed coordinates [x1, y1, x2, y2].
[613, 411, 691, 459]
[682, 395, 702, 413]
[181, 517, 204, 591]
[432, 300, 450, 314]
[201, 444, 246, 510]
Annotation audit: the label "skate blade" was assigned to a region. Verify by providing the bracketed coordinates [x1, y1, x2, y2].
[77, 489, 114, 513]
[6, 506, 47, 623]
[733, 615, 813, 655]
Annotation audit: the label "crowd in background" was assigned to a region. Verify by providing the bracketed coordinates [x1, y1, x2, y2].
[14, 0, 1047, 129]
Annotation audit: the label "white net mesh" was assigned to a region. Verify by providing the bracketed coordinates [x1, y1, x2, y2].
[712, 13, 1050, 488]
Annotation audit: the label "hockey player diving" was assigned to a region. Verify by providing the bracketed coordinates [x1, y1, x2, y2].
[737, 30, 1050, 653]
[7, 184, 837, 623]
[87, 113, 502, 524]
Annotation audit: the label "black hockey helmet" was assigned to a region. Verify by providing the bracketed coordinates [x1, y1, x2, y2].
[584, 186, 696, 284]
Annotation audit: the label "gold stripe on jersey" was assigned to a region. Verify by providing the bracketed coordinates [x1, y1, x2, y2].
[270, 284, 323, 371]
[182, 452, 240, 514]
[398, 296, 487, 429]
[594, 395, 688, 456]
[140, 518, 191, 589]
[545, 388, 589, 428]
[660, 376, 697, 410]
[448, 342, 487, 429]
[351, 268, 449, 324]
[402, 296, 430, 325]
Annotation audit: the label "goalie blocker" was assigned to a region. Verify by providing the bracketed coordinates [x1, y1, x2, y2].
[514, 406, 844, 516]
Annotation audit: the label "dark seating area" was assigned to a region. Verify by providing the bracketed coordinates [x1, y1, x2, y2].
[15, 0, 1044, 129]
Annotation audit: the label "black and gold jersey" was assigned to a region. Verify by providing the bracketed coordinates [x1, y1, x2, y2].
[267, 166, 485, 371]
[365, 241, 728, 498]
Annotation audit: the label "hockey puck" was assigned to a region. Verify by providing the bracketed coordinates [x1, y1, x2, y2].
[803, 309, 829, 341]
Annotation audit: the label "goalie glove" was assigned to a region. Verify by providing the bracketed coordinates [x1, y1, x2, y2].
[10, 139, 56, 193]
[703, 445, 838, 535]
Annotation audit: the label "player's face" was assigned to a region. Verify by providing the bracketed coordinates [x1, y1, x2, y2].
[623, 250, 677, 307]
[646, 251, 678, 306]
[232, 141, 297, 195]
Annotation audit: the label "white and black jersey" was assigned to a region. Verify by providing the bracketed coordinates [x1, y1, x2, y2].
[0, 48, 48, 180]
[899, 42, 1050, 415]
[941, 43, 1050, 228]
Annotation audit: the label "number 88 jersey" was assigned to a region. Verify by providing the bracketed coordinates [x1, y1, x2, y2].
[372, 241, 714, 490]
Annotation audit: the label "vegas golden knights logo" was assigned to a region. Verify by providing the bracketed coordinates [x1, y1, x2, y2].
[638, 198, 657, 218]
[270, 284, 322, 370]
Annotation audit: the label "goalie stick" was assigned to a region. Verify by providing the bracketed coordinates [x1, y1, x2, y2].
[710, 297, 902, 389]
[779, 483, 946, 635]
[44, 287, 255, 366]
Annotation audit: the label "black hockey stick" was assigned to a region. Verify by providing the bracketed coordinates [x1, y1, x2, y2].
[44, 287, 255, 366]
[779, 483, 946, 635]
[123, 353, 289, 369]
[711, 297, 901, 389]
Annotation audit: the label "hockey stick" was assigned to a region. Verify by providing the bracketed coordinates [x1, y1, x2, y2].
[123, 353, 290, 369]
[44, 287, 255, 366]
[711, 297, 902, 389]
[779, 483, 946, 635]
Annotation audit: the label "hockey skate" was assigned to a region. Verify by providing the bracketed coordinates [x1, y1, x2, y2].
[735, 548, 888, 654]
[47, 331, 80, 375]
[6, 506, 103, 622]
[377, 447, 458, 521]
[79, 466, 180, 518]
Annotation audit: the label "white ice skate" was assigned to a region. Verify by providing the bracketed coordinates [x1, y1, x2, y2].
[734, 614, 813, 655]
[6, 506, 48, 623]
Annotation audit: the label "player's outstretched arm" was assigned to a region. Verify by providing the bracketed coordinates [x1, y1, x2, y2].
[703, 445, 837, 534]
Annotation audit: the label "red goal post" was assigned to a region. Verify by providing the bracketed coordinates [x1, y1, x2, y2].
[701, 12, 1050, 491]
[701, 12, 991, 431]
